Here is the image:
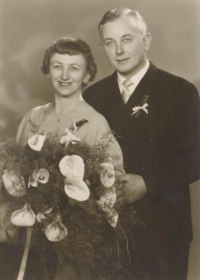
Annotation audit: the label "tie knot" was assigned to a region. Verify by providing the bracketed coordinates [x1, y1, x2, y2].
[121, 80, 134, 104]
[123, 79, 133, 90]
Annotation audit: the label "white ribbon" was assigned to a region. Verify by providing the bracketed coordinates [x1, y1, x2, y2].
[131, 103, 148, 115]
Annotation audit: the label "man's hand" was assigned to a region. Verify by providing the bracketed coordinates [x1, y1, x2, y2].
[117, 174, 147, 203]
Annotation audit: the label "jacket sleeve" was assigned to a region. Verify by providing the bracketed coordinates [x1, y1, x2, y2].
[144, 83, 200, 199]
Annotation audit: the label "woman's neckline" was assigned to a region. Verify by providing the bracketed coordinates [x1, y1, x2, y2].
[45, 100, 85, 115]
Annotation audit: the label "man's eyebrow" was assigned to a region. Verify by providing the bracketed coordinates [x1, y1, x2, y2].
[104, 33, 133, 40]
[51, 61, 62, 64]
[104, 37, 114, 41]
[122, 33, 133, 38]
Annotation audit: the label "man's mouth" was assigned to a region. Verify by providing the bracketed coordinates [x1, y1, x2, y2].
[116, 58, 129, 63]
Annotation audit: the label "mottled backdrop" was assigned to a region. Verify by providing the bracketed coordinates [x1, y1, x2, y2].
[0, 0, 199, 279]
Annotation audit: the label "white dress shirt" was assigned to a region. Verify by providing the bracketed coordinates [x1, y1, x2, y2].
[117, 60, 150, 96]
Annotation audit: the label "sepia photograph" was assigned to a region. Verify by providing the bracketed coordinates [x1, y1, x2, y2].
[0, 0, 199, 279]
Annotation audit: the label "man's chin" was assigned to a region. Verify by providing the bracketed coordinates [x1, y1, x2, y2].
[117, 68, 136, 78]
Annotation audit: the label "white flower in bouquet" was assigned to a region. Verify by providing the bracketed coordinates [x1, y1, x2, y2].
[60, 128, 81, 147]
[64, 176, 90, 201]
[59, 155, 85, 179]
[45, 220, 68, 242]
[100, 162, 115, 188]
[2, 169, 26, 197]
[28, 133, 46, 151]
[99, 186, 116, 207]
[36, 208, 53, 223]
[28, 168, 49, 188]
[11, 203, 36, 226]
[97, 186, 118, 228]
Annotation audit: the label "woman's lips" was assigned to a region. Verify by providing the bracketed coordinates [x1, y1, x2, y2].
[59, 81, 72, 86]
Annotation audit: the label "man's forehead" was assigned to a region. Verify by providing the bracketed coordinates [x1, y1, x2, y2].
[101, 16, 139, 38]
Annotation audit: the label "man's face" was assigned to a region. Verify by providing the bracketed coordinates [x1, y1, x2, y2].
[100, 15, 151, 79]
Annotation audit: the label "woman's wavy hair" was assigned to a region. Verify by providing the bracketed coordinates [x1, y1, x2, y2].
[41, 37, 97, 88]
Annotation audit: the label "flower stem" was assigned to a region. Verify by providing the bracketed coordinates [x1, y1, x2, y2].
[17, 227, 32, 280]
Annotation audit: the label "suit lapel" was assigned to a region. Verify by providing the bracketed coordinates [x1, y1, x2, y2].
[104, 72, 127, 134]
[103, 63, 158, 137]
[117, 63, 158, 134]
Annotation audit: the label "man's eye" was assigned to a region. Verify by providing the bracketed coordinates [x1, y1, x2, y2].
[105, 41, 115, 46]
[123, 38, 132, 43]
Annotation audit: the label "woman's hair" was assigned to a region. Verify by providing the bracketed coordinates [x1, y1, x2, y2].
[98, 7, 147, 37]
[41, 37, 97, 87]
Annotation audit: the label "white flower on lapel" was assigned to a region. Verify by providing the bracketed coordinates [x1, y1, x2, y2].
[131, 95, 150, 119]
[132, 103, 148, 115]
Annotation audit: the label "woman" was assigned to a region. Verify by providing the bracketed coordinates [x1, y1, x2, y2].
[16, 37, 124, 280]
[17, 37, 123, 163]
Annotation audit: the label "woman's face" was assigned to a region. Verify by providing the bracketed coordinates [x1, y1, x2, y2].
[48, 53, 89, 98]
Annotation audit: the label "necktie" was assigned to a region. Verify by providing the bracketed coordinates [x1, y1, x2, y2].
[121, 80, 133, 104]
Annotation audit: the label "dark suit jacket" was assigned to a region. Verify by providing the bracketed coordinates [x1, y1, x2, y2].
[84, 63, 200, 251]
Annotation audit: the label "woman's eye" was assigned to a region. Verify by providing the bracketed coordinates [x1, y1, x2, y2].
[53, 65, 62, 69]
[70, 67, 79, 71]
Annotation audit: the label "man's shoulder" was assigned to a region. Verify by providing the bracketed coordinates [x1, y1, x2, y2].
[152, 65, 199, 106]
[84, 73, 116, 96]
[155, 66, 196, 89]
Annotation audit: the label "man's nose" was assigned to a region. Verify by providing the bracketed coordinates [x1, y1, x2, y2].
[116, 43, 125, 55]
[61, 69, 69, 80]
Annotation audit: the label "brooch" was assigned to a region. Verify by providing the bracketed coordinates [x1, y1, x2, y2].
[69, 119, 88, 132]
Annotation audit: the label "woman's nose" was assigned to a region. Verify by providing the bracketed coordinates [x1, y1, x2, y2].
[61, 69, 69, 80]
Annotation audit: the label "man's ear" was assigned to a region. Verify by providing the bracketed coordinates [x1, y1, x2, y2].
[83, 73, 91, 84]
[144, 33, 152, 51]
[99, 42, 106, 54]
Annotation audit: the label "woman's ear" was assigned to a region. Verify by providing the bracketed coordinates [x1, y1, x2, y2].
[46, 73, 50, 79]
[83, 73, 91, 84]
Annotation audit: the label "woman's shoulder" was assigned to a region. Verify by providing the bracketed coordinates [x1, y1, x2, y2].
[23, 103, 50, 120]
[30, 103, 50, 114]
[83, 102, 109, 126]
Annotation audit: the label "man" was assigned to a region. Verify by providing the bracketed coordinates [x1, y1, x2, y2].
[84, 7, 200, 280]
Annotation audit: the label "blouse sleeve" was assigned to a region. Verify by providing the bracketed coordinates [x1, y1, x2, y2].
[88, 113, 124, 173]
[16, 110, 33, 144]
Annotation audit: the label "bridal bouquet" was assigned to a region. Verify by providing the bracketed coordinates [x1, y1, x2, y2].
[0, 127, 142, 280]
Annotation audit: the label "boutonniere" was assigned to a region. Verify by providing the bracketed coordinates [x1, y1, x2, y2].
[69, 119, 88, 132]
[131, 95, 150, 119]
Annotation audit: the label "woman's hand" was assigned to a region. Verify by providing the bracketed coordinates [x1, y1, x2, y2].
[116, 174, 147, 203]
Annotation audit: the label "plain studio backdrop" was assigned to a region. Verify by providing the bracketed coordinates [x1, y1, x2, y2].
[0, 0, 199, 279]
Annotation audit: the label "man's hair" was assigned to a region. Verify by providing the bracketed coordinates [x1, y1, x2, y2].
[41, 37, 97, 87]
[98, 7, 147, 36]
